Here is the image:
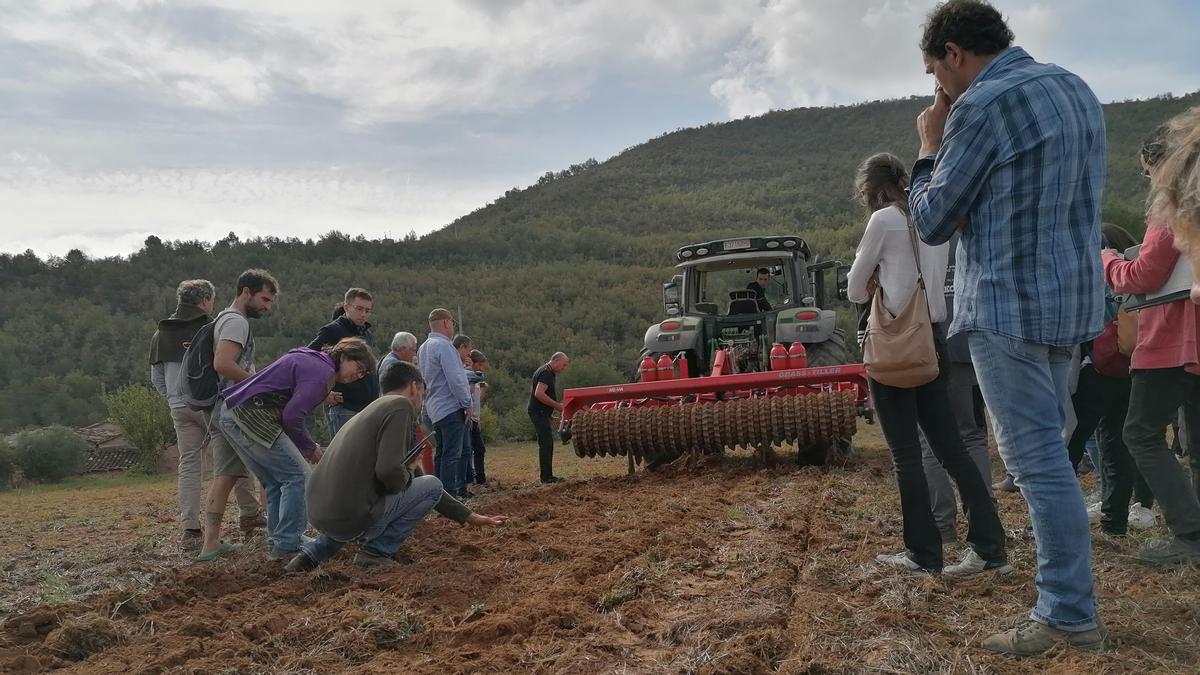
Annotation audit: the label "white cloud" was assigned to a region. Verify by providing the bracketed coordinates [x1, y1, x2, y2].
[1, 0, 758, 126]
[1, 0, 1197, 258]
[0, 165, 505, 257]
[706, 0, 1200, 117]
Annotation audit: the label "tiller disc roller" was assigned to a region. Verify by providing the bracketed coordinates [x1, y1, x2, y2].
[570, 390, 857, 462]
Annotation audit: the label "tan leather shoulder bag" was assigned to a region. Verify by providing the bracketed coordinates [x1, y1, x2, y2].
[862, 214, 940, 388]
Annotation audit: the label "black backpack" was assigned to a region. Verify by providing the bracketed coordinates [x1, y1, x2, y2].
[178, 309, 240, 411]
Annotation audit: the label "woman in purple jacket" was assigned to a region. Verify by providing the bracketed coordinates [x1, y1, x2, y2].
[215, 338, 376, 561]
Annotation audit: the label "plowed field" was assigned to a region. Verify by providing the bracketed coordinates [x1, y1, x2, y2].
[2, 433, 1197, 673]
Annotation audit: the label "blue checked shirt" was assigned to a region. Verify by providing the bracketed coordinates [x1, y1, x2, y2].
[909, 47, 1106, 347]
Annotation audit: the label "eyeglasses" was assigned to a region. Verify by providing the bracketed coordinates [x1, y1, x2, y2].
[350, 305, 372, 314]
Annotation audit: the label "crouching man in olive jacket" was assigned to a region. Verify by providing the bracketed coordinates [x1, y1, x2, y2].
[286, 361, 508, 572]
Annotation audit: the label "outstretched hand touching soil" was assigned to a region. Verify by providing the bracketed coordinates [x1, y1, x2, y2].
[466, 513, 509, 527]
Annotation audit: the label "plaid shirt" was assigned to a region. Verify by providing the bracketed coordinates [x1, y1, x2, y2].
[909, 47, 1106, 347]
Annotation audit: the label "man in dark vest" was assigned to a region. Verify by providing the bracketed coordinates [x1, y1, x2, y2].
[309, 287, 380, 436]
[149, 279, 217, 554]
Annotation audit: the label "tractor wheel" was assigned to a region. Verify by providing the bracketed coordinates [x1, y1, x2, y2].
[803, 328, 849, 367]
[797, 327, 854, 465]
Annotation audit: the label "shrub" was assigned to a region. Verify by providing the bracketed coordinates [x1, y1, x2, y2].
[0, 438, 13, 489]
[497, 407, 536, 442]
[14, 426, 87, 483]
[479, 406, 499, 444]
[101, 385, 175, 475]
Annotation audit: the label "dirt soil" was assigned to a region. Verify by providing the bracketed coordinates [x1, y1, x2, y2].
[1, 433, 1198, 673]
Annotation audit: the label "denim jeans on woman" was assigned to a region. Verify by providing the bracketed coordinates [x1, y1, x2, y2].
[216, 402, 312, 555]
[967, 330, 1098, 632]
[301, 475, 445, 563]
[869, 326, 1006, 571]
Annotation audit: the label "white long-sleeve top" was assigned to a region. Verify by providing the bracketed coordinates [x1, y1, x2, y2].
[846, 205, 949, 323]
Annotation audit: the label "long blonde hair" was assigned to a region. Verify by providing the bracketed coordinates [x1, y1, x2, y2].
[1149, 106, 1200, 257]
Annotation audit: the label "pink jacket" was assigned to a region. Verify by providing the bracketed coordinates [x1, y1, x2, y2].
[1102, 224, 1200, 375]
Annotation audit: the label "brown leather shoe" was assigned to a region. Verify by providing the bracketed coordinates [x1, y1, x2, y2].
[982, 617, 1106, 656]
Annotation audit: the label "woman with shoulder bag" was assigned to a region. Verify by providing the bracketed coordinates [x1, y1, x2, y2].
[846, 153, 1007, 576]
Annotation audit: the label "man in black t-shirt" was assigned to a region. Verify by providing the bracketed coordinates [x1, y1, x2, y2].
[528, 352, 570, 484]
[747, 268, 772, 311]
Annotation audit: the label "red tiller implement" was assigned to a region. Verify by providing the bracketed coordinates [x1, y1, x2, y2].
[560, 348, 873, 468]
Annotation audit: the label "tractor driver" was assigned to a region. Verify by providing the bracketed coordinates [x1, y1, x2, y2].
[747, 268, 773, 311]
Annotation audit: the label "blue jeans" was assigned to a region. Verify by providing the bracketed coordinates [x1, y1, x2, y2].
[217, 404, 312, 554]
[326, 405, 357, 437]
[968, 330, 1098, 631]
[302, 475, 445, 563]
[433, 412, 468, 496]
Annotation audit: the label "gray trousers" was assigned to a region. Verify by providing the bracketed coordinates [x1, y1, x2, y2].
[921, 361, 996, 537]
[172, 407, 210, 531]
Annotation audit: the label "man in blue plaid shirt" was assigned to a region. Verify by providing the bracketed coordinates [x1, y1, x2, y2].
[908, 0, 1106, 657]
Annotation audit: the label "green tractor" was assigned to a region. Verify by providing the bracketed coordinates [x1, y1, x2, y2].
[642, 235, 851, 377]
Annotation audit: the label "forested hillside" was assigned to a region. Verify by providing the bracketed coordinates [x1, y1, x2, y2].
[2, 91, 1196, 435]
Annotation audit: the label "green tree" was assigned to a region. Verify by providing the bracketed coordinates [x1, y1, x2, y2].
[102, 385, 175, 475]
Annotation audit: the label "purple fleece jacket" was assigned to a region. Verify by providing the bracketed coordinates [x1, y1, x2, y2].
[223, 348, 335, 452]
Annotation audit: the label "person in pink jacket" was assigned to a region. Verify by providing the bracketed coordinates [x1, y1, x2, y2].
[1144, 107, 1200, 304]
[1101, 127, 1200, 566]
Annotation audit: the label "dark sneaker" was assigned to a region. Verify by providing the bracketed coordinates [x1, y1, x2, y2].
[982, 617, 1106, 656]
[541, 476, 564, 485]
[1076, 454, 1095, 476]
[353, 550, 400, 569]
[944, 549, 1013, 577]
[240, 513, 267, 539]
[180, 529, 203, 555]
[284, 552, 319, 573]
[1136, 537, 1200, 566]
[875, 551, 938, 576]
[993, 474, 1018, 493]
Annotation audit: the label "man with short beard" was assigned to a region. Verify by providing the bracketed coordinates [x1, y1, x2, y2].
[907, 0, 1106, 655]
[197, 269, 278, 561]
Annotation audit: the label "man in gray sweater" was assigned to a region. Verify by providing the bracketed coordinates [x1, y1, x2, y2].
[286, 361, 508, 572]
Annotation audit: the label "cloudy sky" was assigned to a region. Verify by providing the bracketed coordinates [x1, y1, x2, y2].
[2, 0, 1197, 258]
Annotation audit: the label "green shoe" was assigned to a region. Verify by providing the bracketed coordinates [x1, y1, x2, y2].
[195, 541, 243, 562]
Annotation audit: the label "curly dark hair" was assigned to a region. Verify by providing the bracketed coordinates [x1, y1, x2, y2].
[920, 0, 1013, 58]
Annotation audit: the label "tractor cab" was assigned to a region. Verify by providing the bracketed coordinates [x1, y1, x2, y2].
[646, 236, 848, 375]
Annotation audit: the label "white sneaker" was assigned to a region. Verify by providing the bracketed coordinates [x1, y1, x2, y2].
[1129, 503, 1157, 531]
[1086, 501, 1102, 524]
[875, 551, 935, 575]
[945, 549, 1013, 577]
